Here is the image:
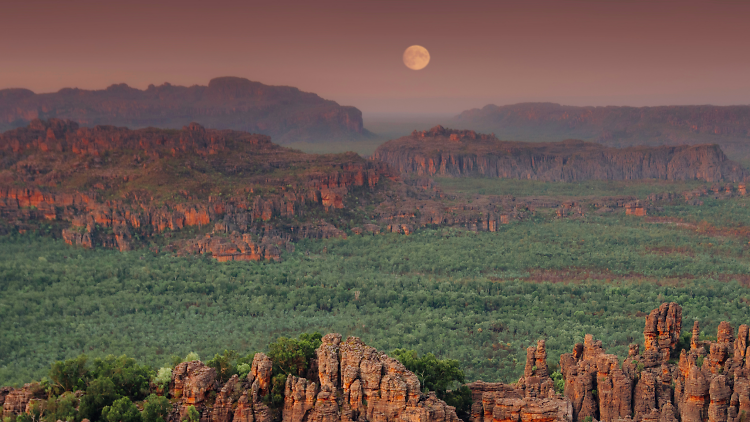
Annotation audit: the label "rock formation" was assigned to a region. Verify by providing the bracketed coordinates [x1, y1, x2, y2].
[157, 335, 458, 422]
[0, 77, 369, 143]
[466, 339, 572, 422]
[464, 302, 750, 422]
[0, 119, 394, 260]
[373, 126, 746, 182]
[8, 304, 750, 422]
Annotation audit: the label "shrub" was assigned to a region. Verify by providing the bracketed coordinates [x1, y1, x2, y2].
[142, 394, 171, 422]
[391, 349, 465, 394]
[268, 333, 322, 376]
[184, 406, 200, 422]
[42, 392, 78, 422]
[550, 371, 565, 394]
[49, 355, 90, 394]
[207, 350, 238, 384]
[79, 377, 121, 422]
[102, 397, 142, 422]
[237, 363, 251, 380]
[153, 368, 172, 391]
[91, 355, 153, 400]
[184, 352, 200, 362]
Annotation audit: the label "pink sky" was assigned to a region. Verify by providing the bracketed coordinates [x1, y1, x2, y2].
[2, 0, 749, 114]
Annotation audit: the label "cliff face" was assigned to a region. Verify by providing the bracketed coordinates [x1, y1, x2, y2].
[452, 103, 750, 159]
[0, 119, 394, 260]
[0, 77, 368, 143]
[161, 335, 459, 422]
[372, 126, 746, 182]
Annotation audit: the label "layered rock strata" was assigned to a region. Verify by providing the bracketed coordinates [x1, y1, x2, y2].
[373, 126, 746, 182]
[0, 119, 393, 260]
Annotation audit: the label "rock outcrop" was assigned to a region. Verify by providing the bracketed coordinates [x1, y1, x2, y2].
[159, 335, 459, 422]
[467, 339, 573, 422]
[464, 302, 750, 422]
[373, 126, 746, 182]
[7, 304, 750, 422]
[0, 77, 369, 143]
[0, 119, 394, 260]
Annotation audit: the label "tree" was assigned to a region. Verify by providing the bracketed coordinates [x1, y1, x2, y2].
[391, 349, 465, 394]
[102, 397, 142, 422]
[91, 355, 153, 400]
[49, 355, 90, 395]
[207, 350, 238, 384]
[268, 333, 322, 376]
[42, 392, 78, 422]
[391, 349, 471, 419]
[142, 394, 171, 422]
[79, 377, 121, 422]
[153, 368, 172, 392]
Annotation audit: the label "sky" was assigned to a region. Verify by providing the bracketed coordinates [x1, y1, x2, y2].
[2, 0, 750, 115]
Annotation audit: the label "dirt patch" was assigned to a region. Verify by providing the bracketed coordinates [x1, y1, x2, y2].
[489, 268, 750, 287]
[647, 216, 750, 239]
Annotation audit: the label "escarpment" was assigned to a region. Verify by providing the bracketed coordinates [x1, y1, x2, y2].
[372, 126, 746, 182]
[0, 119, 394, 260]
[0, 77, 369, 143]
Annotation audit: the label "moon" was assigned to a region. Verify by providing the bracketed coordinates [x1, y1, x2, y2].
[403, 45, 430, 70]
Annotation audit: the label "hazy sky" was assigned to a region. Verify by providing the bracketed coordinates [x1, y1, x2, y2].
[2, 0, 750, 114]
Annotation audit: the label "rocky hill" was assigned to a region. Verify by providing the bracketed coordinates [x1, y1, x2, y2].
[3, 302, 749, 422]
[0, 77, 369, 143]
[0, 119, 394, 260]
[373, 126, 747, 182]
[4, 120, 750, 261]
[452, 103, 750, 160]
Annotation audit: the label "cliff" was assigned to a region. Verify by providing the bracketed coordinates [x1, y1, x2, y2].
[0, 119, 395, 260]
[452, 103, 750, 159]
[372, 126, 746, 182]
[0, 77, 369, 143]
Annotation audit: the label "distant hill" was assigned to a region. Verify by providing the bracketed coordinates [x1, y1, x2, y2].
[0, 77, 370, 143]
[452, 103, 750, 161]
[373, 125, 746, 182]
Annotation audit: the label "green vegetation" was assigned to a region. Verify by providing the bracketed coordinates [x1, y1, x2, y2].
[4, 193, 750, 390]
[392, 349, 471, 418]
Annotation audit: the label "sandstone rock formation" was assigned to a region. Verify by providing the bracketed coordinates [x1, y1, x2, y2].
[161, 335, 458, 422]
[464, 302, 750, 422]
[0, 119, 393, 260]
[373, 126, 746, 182]
[0, 77, 369, 143]
[467, 339, 573, 422]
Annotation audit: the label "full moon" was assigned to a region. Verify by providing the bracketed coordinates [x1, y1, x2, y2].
[403, 45, 430, 70]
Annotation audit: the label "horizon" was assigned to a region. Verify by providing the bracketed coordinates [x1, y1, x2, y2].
[2, 0, 750, 114]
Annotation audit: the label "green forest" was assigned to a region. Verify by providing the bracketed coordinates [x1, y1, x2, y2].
[3, 193, 750, 388]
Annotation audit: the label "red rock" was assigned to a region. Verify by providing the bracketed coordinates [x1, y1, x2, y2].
[643, 302, 682, 366]
[374, 128, 745, 182]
